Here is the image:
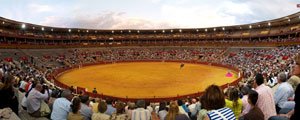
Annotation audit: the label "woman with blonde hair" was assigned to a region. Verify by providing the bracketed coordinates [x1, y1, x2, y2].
[165, 101, 190, 120]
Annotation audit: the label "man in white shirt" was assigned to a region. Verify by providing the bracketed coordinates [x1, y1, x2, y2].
[26, 84, 49, 117]
[132, 100, 151, 120]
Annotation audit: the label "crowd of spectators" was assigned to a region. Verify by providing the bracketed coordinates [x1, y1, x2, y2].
[52, 46, 298, 86]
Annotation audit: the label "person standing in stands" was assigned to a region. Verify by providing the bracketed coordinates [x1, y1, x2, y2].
[253, 73, 276, 120]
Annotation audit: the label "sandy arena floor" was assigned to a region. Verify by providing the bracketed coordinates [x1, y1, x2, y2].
[57, 62, 238, 98]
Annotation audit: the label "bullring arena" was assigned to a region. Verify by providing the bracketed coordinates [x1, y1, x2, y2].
[57, 62, 238, 98]
[0, 2, 300, 119]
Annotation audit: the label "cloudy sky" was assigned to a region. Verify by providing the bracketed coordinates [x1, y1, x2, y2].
[0, 0, 299, 29]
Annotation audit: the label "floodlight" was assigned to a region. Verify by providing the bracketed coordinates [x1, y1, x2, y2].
[21, 24, 26, 29]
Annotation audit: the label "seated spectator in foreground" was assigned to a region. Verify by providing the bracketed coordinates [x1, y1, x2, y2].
[51, 90, 73, 120]
[254, 73, 276, 120]
[188, 98, 198, 119]
[291, 84, 300, 119]
[197, 96, 208, 120]
[26, 84, 50, 117]
[68, 97, 84, 120]
[132, 100, 151, 120]
[90, 98, 100, 113]
[165, 101, 190, 120]
[202, 85, 235, 120]
[239, 90, 264, 120]
[240, 86, 251, 116]
[125, 102, 135, 120]
[111, 101, 128, 120]
[79, 95, 93, 120]
[177, 99, 189, 117]
[269, 84, 300, 120]
[0, 74, 19, 115]
[48, 89, 60, 110]
[288, 55, 300, 91]
[104, 99, 116, 116]
[195, 97, 201, 116]
[146, 101, 153, 113]
[158, 101, 168, 120]
[92, 101, 110, 120]
[274, 72, 294, 113]
[225, 87, 243, 118]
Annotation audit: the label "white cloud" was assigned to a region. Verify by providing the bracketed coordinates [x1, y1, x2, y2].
[220, 1, 253, 15]
[28, 3, 53, 13]
[40, 11, 175, 29]
[160, 3, 237, 28]
[149, 0, 162, 4]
